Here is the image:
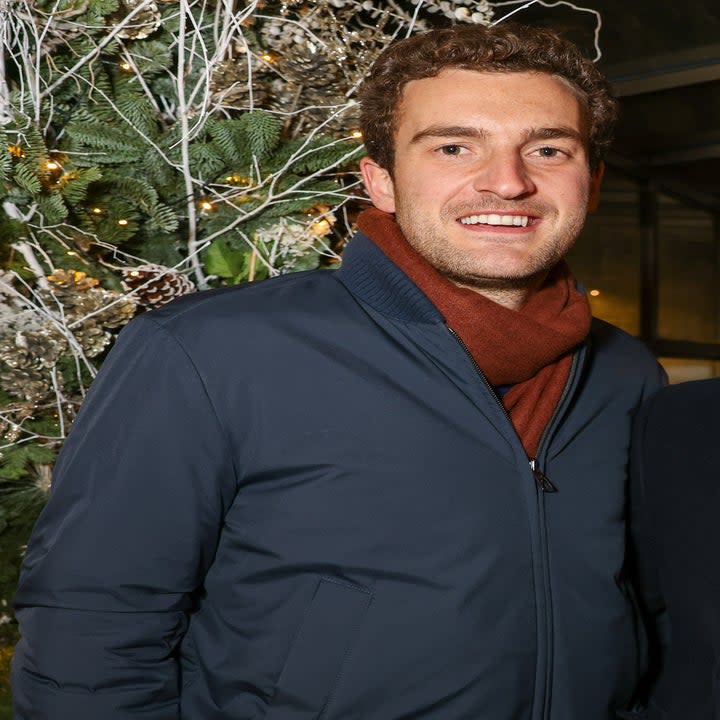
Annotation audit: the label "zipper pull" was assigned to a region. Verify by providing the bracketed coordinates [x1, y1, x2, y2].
[529, 458, 558, 493]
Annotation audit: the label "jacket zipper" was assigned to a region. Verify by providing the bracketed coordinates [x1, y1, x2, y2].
[528, 350, 581, 493]
[448, 325, 582, 720]
[446, 327, 558, 491]
[529, 458, 557, 493]
[530, 351, 581, 720]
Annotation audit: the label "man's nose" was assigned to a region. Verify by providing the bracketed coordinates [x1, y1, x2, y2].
[471, 151, 536, 199]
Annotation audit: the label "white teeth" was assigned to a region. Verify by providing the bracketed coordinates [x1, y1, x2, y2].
[460, 214, 530, 227]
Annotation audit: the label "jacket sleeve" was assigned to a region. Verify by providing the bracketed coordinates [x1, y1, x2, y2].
[628, 389, 669, 705]
[11, 314, 239, 719]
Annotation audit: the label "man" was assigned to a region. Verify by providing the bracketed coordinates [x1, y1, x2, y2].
[630, 379, 720, 719]
[12, 23, 665, 719]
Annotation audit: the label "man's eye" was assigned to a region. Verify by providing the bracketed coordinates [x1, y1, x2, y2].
[537, 146, 562, 157]
[438, 144, 464, 156]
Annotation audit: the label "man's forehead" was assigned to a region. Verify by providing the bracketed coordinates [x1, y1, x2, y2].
[399, 68, 585, 105]
[395, 69, 590, 140]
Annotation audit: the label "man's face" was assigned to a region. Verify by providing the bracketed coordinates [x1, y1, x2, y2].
[361, 69, 604, 293]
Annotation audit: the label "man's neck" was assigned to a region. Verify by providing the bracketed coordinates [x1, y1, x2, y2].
[453, 276, 546, 311]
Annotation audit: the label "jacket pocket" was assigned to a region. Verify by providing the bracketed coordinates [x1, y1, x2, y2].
[265, 577, 373, 720]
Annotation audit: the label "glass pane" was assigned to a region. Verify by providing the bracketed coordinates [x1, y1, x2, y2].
[659, 357, 720, 384]
[567, 170, 642, 335]
[658, 195, 719, 342]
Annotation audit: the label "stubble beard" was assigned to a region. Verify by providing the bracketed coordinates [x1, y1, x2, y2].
[395, 199, 588, 292]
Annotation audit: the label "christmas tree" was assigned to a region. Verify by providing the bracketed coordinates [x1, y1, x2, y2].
[0, 0, 602, 647]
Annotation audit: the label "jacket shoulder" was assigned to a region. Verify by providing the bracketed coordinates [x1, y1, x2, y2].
[148, 269, 343, 324]
[589, 317, 667, 389]
[110, 269, 361, 372]
[590, 317, 656, 364]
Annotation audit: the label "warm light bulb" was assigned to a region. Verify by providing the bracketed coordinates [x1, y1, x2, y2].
[91, 207, 103, 214]
[117, 219, 129, 226]
[261, 53, 274, 62]
[351, 130, 363, 139]
[46, 161, 60, 170]
[590, 289, 600, 297]
[200, 200, 214, 211]
[120, 62, 132, 71]
[311, 219, 331, 235]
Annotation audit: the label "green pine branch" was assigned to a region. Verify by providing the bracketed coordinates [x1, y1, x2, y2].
[59, 167, 104, 205]
[0, 448, 55, 483]
[239, 111, 284, 159]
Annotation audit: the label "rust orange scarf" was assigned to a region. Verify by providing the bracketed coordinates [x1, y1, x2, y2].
[357, 208, 591, 457]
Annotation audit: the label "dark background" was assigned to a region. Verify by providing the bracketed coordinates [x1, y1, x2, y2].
[515, 0, 720, 204]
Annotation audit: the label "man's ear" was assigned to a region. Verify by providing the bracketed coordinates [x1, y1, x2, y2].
[360, 156, 396, 213]
[587, 161, 605, 212]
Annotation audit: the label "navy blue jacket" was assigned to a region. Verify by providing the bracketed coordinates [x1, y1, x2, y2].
[13, 233, 665, 719]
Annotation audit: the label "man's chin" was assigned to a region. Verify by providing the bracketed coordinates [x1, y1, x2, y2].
[441, 266, 550, 292]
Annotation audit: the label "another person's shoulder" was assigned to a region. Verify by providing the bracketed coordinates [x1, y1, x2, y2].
[632, 379, 720, 507]
[633, 379, 720, 478]
[638, 377, 720, 427]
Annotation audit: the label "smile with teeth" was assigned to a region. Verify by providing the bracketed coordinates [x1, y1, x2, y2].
[460, 214, 530, 227]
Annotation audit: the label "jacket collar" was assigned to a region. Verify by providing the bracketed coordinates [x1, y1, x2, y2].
[335, 232, 443, 325]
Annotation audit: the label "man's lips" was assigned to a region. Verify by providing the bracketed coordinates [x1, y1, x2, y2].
[458, 212, 533, 228]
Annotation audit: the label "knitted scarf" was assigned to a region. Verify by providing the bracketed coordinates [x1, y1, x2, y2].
[357, 208, 591, 457]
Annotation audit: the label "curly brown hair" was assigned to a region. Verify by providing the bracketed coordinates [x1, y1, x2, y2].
[358, 23, 618, 172]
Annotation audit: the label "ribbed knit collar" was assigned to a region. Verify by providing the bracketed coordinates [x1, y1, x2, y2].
[335, 231, 443, 325]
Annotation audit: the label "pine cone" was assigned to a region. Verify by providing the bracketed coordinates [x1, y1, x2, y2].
[41, 288, 112, 357]
[43, 272, 137, 331]
[72, 321, 112, 358]
[93, 290, 138, 329]
[121, 265, 196, 308]
[109, 0, 162, 40]
[0, 326, 66, 401]
[0, 328, 66, 372]
[0, 365, 52, 403]
[47, 268, 100, 291]
[209, 52, 278, 109]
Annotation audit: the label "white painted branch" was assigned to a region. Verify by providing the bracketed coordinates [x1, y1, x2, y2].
[176, 0, 206, 289]
[11, 241, 50, 289]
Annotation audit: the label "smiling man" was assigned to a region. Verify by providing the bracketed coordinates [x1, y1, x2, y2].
[362, 69, 602, 305]
[13, 23, 665, 720]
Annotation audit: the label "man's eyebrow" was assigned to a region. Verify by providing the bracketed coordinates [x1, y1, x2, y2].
[410, 125, 489, 144]
[409, 125, 585, 145]
[526, 126, 585, 144]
